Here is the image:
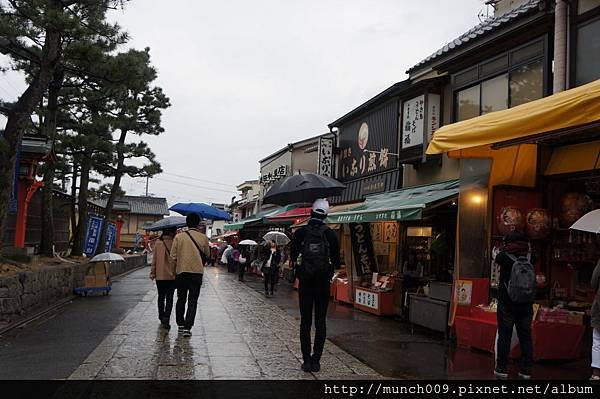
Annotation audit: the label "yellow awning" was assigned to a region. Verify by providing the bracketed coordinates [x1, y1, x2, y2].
[545, 140, 600, 175]
[427, 79, 600, 154]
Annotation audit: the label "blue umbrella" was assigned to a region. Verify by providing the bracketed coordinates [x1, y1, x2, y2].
[146, 216, 187, 231]
[169, 203, 231, 221]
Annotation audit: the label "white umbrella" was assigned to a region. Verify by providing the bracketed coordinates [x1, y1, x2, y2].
[570, 209, 600, 233]
[90, 253, 125, 263]
[263, 231, 290, 246]
[239, 239, 258, 246]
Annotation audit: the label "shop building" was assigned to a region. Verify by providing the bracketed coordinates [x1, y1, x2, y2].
[420, 0, 600, 361]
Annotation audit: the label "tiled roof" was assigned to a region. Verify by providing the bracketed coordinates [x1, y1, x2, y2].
[407, 0, 543, 74]
[96, 195, 169, 215]
[124, 196, 169, 215]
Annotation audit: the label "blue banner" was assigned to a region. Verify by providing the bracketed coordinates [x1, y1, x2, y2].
[84, 215, 105, 257]
[104, 222, 117, 253]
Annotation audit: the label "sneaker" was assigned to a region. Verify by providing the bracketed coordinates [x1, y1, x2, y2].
[494, 368, 508, 379]
[161, 322, 171, 330]
[182, 329, 192, 337]
[265, 291, 270, 297]
[518, 370, 532, 380]
[301, 362, 312, 372]
[590, 375, 600, 380]
[311, 361, 321, 372]
[270, 291, 274, 296]
[177, 326, 185, 333]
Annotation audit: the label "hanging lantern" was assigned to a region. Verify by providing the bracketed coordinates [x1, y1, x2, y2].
[497, 206, 525, 236]
[525, 208, 551, 239]
[559, 192, 593, 228]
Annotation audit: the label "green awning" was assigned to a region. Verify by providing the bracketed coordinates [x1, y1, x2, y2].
[224, 204, 298, 230]
[327, 179, 459, 224]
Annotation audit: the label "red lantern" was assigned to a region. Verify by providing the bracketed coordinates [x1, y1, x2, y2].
[497, 206, 525, 236]
[525, 208, 551, 239]
[559, 192, 593, 228]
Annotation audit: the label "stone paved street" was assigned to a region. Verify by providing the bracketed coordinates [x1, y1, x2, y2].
[68, 267, 382, 380]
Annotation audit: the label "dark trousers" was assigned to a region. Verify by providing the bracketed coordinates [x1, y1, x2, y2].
[156, 280, 176, 322]
[176, 273, 203, 330]
[264, 267, 278, 293]
[496, 301, 533, 371]
[238, 263, 246, 281]
[298, 273, 330, 363]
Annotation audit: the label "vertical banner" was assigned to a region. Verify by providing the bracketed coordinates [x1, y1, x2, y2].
[8, 145, 20, 214]
[104, 222, 117, 253]
[317, 136, 334, 177]
[401, 95, 425, 149]
[349, 222, 378, 275]
[84, 215, 105, 257]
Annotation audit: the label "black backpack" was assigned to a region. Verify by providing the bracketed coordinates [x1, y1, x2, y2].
[506, 253, 536, 303]
[301, 224, 330, 277]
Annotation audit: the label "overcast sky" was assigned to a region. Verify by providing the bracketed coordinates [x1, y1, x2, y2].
[1, 0, 488, 207]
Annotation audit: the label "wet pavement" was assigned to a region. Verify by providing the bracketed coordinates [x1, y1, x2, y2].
[0, 264, 590, 380]
[68, 267, 382, 380]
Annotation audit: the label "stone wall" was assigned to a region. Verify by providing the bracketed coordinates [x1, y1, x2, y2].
[0, 254, 146, 324]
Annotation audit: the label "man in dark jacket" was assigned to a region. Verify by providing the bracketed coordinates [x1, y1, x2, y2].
[493, 230, 535, 380]
[290, 198, 340, 373]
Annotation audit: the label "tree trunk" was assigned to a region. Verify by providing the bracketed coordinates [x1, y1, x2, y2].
[70, 162, 79, 241]
[96, 130, 127, 255]
[40, 69, 64, 256]
[0, 25, 61, 245]
[71, 154, 91, 257]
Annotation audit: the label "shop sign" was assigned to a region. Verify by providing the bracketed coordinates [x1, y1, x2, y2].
[328, 208, 422, 224]
[260, 165, 288, 185]
[317, 136, 334, 177]
[349, 222, 378, 275]
[401, 94, 441, 149]
[338, 101, 397, 182]
[84, 215, 105, 257]
[355, 288, 378, 309]
[361, 176, 386, 196]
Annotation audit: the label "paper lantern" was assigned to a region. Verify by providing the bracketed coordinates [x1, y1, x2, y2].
[525, 208, 551, 239]
[559, 192, 593, 228]
[497, 206, 525, 236]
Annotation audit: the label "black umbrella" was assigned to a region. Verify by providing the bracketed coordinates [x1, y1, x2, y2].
[263, 172, 346, 206]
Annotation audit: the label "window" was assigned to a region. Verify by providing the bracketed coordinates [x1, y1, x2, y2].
[453, 37, 546, 122]
[578, 0, 600, 14]
[510, 60, 544, 107]
[456, 85, 480, 122]
[576, 17, 600, 86]
[481, 74, 508, 114]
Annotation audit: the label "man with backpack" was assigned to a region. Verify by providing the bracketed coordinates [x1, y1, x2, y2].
[290, 199, 340, 373]
[170, 214, 209, 337]
[493, 230, 536, 380]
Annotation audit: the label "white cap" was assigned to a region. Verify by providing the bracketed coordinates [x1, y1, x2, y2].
[312, 198, 330, 216]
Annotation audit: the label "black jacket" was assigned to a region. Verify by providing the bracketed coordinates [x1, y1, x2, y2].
[290, 218, 341, 271]
[262, 249, 282, 269]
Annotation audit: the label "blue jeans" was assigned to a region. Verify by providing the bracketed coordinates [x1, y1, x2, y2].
[496, 301, 533, 371]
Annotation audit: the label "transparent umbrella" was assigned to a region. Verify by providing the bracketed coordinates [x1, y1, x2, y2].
[263, 231, 290, 246]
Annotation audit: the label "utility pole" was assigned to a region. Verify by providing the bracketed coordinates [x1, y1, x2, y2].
[145, 176, 149, 197]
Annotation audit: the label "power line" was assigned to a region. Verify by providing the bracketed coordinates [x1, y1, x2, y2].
[154, 177, 237, 194]
[162, 172, 237, 188]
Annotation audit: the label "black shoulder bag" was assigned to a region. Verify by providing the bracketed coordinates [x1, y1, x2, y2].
[185, 231, 208, 264]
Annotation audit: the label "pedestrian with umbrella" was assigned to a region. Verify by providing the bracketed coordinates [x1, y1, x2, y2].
[170, 214, 210, 337]
[570, 210, 600, 380]
[261, 240, 281, 297]
[238, 240, 257, 282]
[149, 227, 177, 330]
[290, 199, 340, 373]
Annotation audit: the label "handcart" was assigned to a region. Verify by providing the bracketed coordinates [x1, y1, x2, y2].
[74, 253, 124, 296]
